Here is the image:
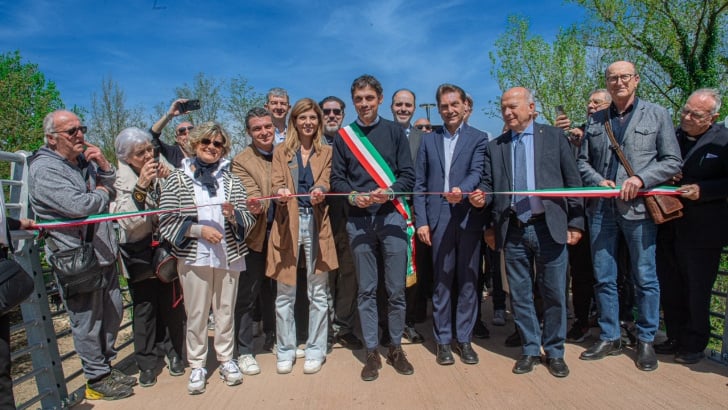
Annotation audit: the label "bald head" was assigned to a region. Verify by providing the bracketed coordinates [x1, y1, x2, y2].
[500, 87, 536, 133]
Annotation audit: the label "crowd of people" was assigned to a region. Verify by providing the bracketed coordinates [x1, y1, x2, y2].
[1, 59, 727, 405]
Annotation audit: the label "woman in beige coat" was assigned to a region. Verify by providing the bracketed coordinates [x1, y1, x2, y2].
[267, 98, 338, 375]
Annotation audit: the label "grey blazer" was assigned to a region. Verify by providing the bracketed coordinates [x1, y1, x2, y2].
[480, 123, 584, 250]
[577, 99, 682, 220]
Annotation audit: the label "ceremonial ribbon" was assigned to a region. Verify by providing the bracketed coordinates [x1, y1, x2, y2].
[29, 186, 682, 230]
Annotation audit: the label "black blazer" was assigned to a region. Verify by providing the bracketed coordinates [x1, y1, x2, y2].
[674, 123, 728, 248]
[479, 122, 584, 250]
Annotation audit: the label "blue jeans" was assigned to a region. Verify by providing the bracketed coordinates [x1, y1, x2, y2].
[589, 200, 660, 342]
[347, 212, 408, 351]
[276, 213, 329, 362]
[504, 219, 568, 358]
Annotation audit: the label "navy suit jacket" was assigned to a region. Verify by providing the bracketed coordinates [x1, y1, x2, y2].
[480, 122, 584, 250]
[414, 123, 489, 232]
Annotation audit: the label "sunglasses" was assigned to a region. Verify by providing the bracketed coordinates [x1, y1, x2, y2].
[177, 126, 194, 135]
[415, 124, 432, 131]
[200, 138, 224, 149]
[323, 108, 342, 116]
[52, 125, 87, 136]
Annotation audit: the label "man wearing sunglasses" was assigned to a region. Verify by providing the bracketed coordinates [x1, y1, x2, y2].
[414, 118, 432, 133]
[29, 110, 135, 400]
[150, 99, 196, 168]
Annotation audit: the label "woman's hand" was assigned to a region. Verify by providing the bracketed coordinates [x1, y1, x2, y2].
[137, 160, 160, 189]
[221, 202, 235, 220]
[247, 198, 263, 214]
[310, 188, 324, 205]
[201, 226, 224, 244]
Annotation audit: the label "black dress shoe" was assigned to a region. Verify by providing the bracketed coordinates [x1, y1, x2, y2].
[436, 344, 455, 366]
[361, 350, 382, 381]
[579, 339, 622, 360]
[139, 369, 157, 387]
[386, 346, 414, 375]
[336, 333, 364, 350]
[636, 341, 658, 371]
[454, 342, 479, 365]
[504, 329, 522, 347]
[473, 321, 490, 339]
[263, 332, 275, 352]
[512, 355, 541, 374]
[403, 325, 425, 344]
[674, 351, 705, 364]
[545, 357, 569, 378]
[654, 338, 680, 355]
[168, 355, 185, 376]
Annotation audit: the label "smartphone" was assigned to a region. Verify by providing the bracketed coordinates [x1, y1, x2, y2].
[151, 138, 161, 163]
[555, 105, 566, 117]
[179, 99, 201, 113]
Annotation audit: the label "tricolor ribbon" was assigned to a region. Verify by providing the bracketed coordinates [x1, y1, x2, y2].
[29, 186, 682, 230]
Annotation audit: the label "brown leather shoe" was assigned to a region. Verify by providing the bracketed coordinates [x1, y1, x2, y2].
[387, 346, 414, 375]
[361, 350, 382, 381]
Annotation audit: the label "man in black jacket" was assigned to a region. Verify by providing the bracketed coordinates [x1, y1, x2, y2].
[331, 74, 415, 382]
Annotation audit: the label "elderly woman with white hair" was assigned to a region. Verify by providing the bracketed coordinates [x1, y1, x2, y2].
[112, 127, 187, 388]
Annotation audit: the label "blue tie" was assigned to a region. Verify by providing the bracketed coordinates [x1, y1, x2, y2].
[513, 134, 531, 223]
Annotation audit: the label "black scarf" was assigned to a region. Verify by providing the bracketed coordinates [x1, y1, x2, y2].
[193, 157, 220, 197]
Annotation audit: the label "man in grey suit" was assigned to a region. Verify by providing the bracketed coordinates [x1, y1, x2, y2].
[577, 61, 682, 371]
[470, 87, 584, 377]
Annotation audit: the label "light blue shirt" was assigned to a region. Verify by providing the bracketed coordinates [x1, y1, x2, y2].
[510, 122, 545, 215]
[443, 125, 461, 192]
[274, 126, 287, 145]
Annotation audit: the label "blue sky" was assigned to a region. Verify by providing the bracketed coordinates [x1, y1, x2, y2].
[0, 0, 585, 137]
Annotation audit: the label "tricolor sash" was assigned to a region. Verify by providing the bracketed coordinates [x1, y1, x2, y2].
[338, 123, 417, 287]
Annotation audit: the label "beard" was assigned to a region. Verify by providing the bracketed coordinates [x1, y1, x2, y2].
[324, 124, 340, 135]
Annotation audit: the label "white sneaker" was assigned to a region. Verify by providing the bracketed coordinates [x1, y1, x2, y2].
[187, 367, 207, 395]
[303, 358, 324, 374]
[238, 354, 261, 376]
[296, 348, 305, 359]
[276, 360, 294, 374]
[219, 360, 243, 386]
[493, 309, 506, 326]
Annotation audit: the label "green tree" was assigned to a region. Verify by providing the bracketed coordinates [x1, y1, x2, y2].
[174, 72, 225, 126]
[226, 75, 266, 152]
[0, 50, 64, 153]
[488, 15, 596, 126]
[571, 0, 728, 117]
[88, 76, 145, 164]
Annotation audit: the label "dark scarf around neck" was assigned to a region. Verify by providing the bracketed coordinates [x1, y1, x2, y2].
[193, 157, 220, 197]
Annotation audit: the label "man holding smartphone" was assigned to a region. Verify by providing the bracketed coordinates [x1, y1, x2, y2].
[151, 99, 198, 168]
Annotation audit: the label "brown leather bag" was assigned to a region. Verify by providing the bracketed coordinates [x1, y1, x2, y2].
[603, 117, 683, 224]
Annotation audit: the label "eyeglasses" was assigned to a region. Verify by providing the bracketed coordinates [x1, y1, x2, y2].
[606, 73, 637, 84]
[415, 124, 432, 131]
[323, 108, 342, 116]
[681, 108, 711, 120]
[51, 125, 87, 136]
[177, 126, 194, 135]
[200, 138, 224, 149]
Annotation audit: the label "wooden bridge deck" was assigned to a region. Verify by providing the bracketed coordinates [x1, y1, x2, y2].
[78, 308, 728, 410]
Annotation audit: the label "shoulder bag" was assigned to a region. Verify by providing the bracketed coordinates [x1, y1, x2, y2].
[604, 116, 683, 224]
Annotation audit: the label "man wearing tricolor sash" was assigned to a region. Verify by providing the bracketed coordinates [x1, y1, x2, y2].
[330, 75, 416, 381]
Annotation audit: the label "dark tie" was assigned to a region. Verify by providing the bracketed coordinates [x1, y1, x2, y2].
[513, 135, 531, 223]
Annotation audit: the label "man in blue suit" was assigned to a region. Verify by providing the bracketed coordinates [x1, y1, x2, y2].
[470, 87, 584, 377]
[414, 84, 489, 365]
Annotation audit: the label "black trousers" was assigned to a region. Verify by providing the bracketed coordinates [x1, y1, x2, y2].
[0, 312, 14, 409]
[235, 248, 266, 356]
[568, 227, 594, 325]
[128, 278, 186, 371]
[658, 227, 721, 353]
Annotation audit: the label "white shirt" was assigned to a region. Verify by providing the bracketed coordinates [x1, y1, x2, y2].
[443, 125, 461, 192]
[182, 159, 245, 271]
[0, 194, 7, 247]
